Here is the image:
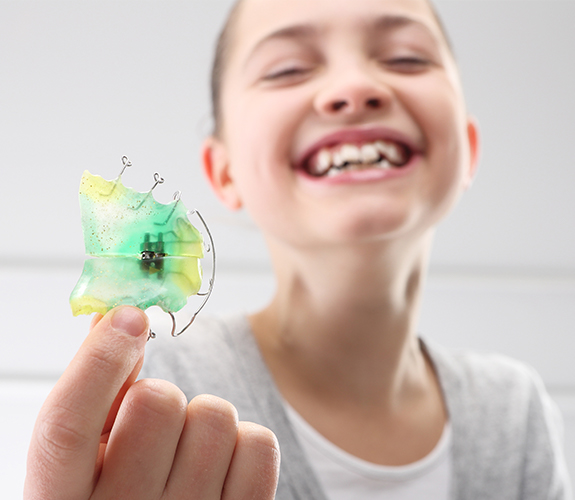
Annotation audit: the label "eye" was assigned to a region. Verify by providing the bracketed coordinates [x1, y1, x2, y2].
[383, 57, 432, 73]
[262, 65, 312, 82]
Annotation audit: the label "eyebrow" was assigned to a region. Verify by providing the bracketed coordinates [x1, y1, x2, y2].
[377, 15, 425, 32]
[244, 14, 439, 65]
[372, 14, 441, 44]
[244, 24, 317, 67]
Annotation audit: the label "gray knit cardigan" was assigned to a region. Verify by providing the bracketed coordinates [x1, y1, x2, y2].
[141, 314, 572, 499]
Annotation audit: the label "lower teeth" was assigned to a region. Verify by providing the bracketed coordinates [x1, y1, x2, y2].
[377, 159, 393, 169]
[326, 158, 395, 176]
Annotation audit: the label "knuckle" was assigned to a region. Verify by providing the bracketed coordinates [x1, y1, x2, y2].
[84, 341, 123, 376]
[188, 394, 239, 435]
[238, 422, 281, 460]
[128, 379, 187, 420]
[34, 405, 92, 467]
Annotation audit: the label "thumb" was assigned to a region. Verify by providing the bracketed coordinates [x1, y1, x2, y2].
[25, 306, 149, 500]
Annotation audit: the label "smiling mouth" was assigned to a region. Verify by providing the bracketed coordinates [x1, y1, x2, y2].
[303, 140, 412, 177]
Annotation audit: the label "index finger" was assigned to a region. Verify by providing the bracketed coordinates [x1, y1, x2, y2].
[25, 306, 149, 500]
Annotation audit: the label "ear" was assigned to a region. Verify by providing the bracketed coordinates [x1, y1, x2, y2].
[202, 136, 243, 210]
[463, 116, 480, 189]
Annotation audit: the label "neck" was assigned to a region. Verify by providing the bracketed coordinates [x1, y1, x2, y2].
[250, 230, 435, 408]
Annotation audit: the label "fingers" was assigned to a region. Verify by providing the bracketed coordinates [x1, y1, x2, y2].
[222, 422, 281, 500]
[101, 354, 145, 438]
[92, 379, 188, 500]
[165, 395, 240, 499]
[95, 389, 279, 500]
[26, 306, 280, 500]
[25, 306, 149, 500]
[165, 395, 281, 500]
[90, 312, 104, 330]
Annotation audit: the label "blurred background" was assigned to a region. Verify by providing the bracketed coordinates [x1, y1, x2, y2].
[1, 0, 574, 496]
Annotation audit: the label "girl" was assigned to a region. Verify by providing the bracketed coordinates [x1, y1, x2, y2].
[26, 0, 571, 498]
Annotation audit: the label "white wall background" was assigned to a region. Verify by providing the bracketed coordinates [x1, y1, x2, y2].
[1, 0, 574, 497]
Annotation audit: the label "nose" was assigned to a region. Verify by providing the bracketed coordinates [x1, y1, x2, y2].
[314, 68, 391, 118]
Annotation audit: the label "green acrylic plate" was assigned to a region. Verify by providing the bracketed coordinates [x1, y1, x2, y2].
[70, 170, 204, 316]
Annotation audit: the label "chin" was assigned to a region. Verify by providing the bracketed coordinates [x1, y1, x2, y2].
[315, 201, 431, 246]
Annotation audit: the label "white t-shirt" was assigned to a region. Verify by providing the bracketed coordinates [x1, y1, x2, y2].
[285, 404, 452, 500]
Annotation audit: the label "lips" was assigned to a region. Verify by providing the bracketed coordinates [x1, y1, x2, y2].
[295, 127, 421, 178]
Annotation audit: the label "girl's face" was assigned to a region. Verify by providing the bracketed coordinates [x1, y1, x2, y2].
[204, 0, 478, 250]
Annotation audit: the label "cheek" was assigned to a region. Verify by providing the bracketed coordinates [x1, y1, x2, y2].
[410, 79, 469, 171]
[425, 124, 471, 224]
[223, 123, 296, 232]
[222, 85, 311, 197]
[224, 83, 308, 134]
[400, 79, 472, 218]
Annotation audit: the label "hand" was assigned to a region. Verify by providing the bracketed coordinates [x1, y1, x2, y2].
[25, 306, 280, 499]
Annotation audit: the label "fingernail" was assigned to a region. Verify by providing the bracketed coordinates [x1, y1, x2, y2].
[111, 307, 148, 337]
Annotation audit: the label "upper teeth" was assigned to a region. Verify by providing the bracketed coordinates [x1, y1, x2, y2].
[360, 144, 380, 163]
[307, 140, 407, 176]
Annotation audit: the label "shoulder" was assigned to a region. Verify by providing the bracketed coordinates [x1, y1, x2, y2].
[425, 338, 564, 426]
[426, 339, 540, 394]
[425, 340, 571, 499]
[426, 339, 562, 443]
